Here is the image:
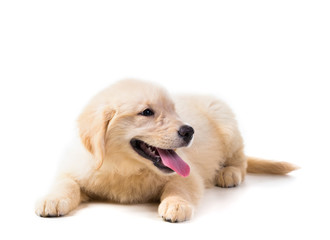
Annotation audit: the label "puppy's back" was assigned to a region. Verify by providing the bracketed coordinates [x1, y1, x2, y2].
[174, 95, 243, 187]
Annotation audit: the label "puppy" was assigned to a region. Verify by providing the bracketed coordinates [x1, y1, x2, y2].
[35, 79, 298, 222]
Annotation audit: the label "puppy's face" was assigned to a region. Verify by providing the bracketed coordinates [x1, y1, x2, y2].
[78, 80, 193, 177]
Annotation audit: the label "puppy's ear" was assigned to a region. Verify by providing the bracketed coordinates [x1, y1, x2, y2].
[78, 106, 116, 169]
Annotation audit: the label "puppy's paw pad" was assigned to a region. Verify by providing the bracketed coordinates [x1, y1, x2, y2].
[158, 197, 194, 223]
[35, 196, 71, 217]
[217, 166, 243, 188]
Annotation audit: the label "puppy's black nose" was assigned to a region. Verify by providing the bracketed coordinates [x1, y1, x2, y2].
[178, 125, 194, 144]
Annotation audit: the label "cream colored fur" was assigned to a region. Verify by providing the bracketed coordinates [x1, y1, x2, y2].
[35, 79, 298, 222]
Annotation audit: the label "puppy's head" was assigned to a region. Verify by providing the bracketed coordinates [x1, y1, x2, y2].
[78, 79, 193, 177]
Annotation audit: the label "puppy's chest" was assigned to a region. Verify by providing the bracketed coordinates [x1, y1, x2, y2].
[82, 170, 166, 203]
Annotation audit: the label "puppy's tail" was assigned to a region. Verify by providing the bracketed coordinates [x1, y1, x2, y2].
[247, 157, 299, 175]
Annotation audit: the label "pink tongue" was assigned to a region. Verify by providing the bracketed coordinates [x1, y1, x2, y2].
[157, 148, 190, 177]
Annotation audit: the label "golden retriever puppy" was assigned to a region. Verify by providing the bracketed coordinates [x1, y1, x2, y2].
[35, 79, 298, 222]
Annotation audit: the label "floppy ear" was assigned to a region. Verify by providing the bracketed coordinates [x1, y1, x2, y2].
[78, 106, 116, 169]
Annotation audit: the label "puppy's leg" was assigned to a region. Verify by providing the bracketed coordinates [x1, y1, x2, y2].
[35, 175, 82, 217]
[216, 149, 247, 188]
[158, 174, 203, 223]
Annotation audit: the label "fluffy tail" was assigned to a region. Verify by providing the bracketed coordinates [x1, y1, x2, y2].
[247, 157, 299, 175]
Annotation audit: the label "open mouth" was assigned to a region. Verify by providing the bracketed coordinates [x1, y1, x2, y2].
[130, 139, 190, 177]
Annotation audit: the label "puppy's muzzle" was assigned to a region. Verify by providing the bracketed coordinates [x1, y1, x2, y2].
[178, 125, 194, 144]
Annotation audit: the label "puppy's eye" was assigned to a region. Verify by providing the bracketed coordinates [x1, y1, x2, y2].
[139, 108, 154, 116]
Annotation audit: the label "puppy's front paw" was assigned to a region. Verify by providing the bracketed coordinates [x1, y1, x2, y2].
[35, 196, 72, 217]
[158, 197, 194, 223]
[217, 166, 244, 188]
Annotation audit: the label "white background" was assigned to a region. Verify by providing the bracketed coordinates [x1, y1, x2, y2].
[0, 0, 329, 239]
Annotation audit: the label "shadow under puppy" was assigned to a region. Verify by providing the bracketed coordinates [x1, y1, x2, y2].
[35, 79, 298, 222]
